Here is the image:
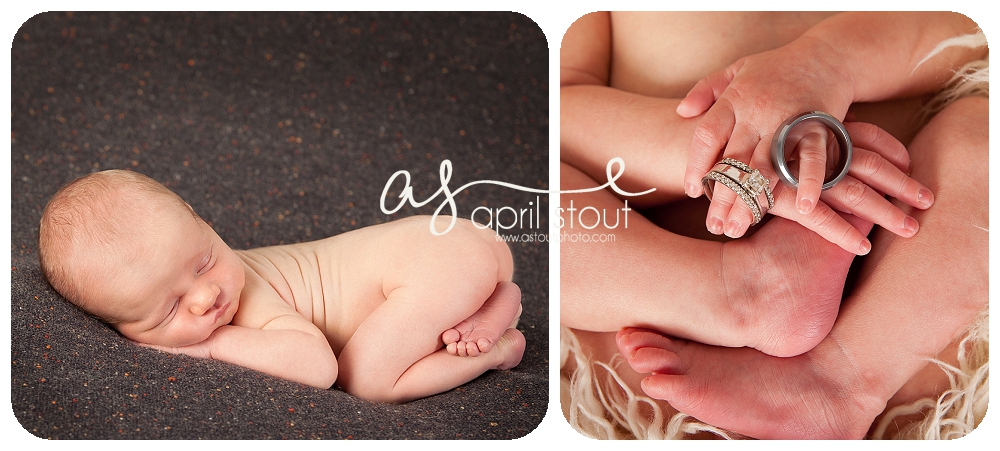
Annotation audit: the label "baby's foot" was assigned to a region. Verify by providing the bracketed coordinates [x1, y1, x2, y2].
[720, 214, 873, 357]
[492, 328, 526, 370]
[616, 327, 884, 439]
[443, 281, 522, 357]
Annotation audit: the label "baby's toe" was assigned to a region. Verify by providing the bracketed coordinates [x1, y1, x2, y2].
[442, 329, 461, 345]
[616, 327, 675, 355]
[476, 337, 494, 354]
[629, 347, 681, 374]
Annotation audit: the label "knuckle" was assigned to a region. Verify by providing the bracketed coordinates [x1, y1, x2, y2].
[712, 188, 737, 209]
[896, 177, 916, 200]
[881, 201, 903, 224]
[850, 122, 881, 148]
[859, 123, 910, 170]
[799, 146, 826, 164]
[797, 153, 826, 184]
[851, 121, 878, 141]
[692, 123, 725, 151]
[808, 206, 841, 232]
[798, 133, 825, 153]
[839, 179, 867, 209]
[732, 203, 754, 224]
[857, 151, 888, 178]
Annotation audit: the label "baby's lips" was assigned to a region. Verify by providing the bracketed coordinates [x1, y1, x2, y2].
[214, 301, 232, 322]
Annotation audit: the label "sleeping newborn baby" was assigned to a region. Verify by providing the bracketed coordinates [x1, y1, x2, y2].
[37, 169, 524, 403]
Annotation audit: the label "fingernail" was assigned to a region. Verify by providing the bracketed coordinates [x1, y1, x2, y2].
[707, 217, 724, 235]
[903, 216, 919, 236]
[797, 197, 813, 214]
[685, 183, 699, 198]
[725, 220, 742, 238]
[917, 189, 934, 208]
[676, 101, 694, 117]
[858, 239, 871, 255]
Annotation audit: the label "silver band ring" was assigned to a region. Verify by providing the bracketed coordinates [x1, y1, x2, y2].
[770, 111, 852, 190]
[701, 158, 774, 225]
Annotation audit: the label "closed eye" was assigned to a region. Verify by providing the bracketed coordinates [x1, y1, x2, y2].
[197, 245, 215, 275]
[156, 299, 179, 328]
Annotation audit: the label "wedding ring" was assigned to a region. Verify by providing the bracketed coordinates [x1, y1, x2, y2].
[701, 158, 774, 225]
[770, 111, 853, 190]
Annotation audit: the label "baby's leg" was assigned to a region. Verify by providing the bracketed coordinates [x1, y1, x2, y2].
[442, 281, 523, 356]
[561, 162, 870, 357]
[337, 286, 524, 403]
[336, 222, 524, 403]
[617, 96, 988, 438]
[384, 327, 524, 401]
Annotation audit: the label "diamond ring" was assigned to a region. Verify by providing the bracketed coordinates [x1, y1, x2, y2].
[701, 158, 774, 225]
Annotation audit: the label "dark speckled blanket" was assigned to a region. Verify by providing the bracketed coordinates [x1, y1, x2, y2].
[10, 11, 548, 439]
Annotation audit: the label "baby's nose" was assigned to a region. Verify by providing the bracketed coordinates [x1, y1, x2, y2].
[188, 284, 221, 316]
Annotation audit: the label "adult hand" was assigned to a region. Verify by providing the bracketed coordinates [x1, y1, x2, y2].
[677, 38, 933, 254]
[679, 37, 854, 211]
[707, 119, 933, 254]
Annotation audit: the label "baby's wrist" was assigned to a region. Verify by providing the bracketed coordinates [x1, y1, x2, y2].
[202, 325, 235, 360]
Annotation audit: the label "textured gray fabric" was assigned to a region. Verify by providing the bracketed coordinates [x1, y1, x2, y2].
[11, 11, 548, 439]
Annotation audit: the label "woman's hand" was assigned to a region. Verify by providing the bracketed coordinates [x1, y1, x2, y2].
[677, 38, 933, 254]
[678, 36, 855, 211]
[708, 118, 934, 254]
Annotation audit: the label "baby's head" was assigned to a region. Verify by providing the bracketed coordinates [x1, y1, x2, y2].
[39, 170, 244, 347]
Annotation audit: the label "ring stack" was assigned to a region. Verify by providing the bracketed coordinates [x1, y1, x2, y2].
[701, 158, 774, 225]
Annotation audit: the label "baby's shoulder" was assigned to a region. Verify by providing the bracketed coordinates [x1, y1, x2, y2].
[229, 261, 303, 329]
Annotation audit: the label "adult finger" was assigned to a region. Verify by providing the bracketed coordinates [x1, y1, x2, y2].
[849, 147, 934, 210]
[676, 69, 734, 118]
[684, 101, 736, 198]
[845, 121, 934, 209]
[770, 185, 871, 255]
[821, 175, 919, 238]
[844, 121, 910, 172]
